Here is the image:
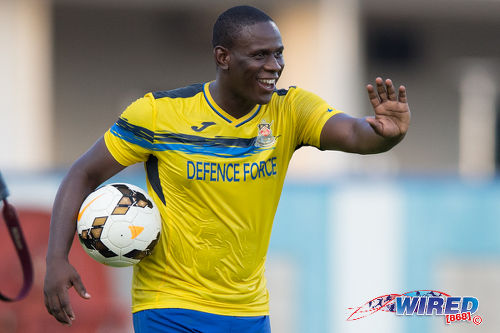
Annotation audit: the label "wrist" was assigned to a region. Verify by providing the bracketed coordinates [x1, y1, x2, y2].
[45, 254, 69, 265]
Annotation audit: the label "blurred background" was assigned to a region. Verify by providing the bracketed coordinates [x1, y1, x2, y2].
[1, 0, 499, 332]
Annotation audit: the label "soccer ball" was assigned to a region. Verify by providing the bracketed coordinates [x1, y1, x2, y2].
[76, 183, 161, 267]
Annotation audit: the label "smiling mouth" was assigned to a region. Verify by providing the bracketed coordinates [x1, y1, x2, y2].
[257, 78, 277, 91]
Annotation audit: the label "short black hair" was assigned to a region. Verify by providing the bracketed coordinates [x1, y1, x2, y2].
[212, 5, 273, 49]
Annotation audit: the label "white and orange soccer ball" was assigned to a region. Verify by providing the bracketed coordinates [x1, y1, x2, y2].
[76, 183, 161, 267]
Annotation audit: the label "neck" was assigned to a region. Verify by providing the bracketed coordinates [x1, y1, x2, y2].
[209, 79, 256, 119]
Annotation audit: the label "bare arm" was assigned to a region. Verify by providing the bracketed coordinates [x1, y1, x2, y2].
[44, 137, 125, 325]
[320, 77, 410, 154]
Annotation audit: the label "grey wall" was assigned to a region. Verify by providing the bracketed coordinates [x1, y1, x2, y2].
[362, 13, 500, 174]
[53, 5, 216, 165]
[52, 2, 500, 174]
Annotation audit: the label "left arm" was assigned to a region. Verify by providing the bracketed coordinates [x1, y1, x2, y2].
[320, 77, 410, 154]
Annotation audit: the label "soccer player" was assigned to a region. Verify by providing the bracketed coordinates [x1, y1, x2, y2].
[44, 5, 410, 332]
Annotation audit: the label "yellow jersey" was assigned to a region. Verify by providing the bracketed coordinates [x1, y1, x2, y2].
[104, 82, 341, 316]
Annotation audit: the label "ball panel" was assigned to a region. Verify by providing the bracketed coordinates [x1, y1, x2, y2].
[112, 206, 130, 215]
[84, 188, 118, 213]
[92, 217, 107, 227]
[106, 222, 134, 248]
[94, 240, 118, 258]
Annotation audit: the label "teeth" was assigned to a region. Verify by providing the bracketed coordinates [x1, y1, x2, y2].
[259, 79, 275, 85]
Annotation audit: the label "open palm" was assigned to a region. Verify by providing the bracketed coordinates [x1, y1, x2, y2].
[366, 77, 411, 139]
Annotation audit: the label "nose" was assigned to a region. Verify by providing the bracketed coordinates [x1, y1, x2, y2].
[264, 54, 284, 72]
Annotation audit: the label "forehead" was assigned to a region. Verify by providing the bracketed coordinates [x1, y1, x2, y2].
[232, 21, 283, 51]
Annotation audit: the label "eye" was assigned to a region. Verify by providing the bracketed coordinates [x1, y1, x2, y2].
[253, 52, 265, 59]
[274, 50, 283, 58]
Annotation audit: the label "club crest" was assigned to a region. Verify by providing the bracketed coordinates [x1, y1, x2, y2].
[255, 120, 276, 147]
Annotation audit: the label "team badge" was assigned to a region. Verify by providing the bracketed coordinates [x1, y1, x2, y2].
[255, 120, 276, 147]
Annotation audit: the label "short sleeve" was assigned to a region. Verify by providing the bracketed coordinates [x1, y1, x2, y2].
[291, 88, 342, 148]
[104, 93, 156, 166]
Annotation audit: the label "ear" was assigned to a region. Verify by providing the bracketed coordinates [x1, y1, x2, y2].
[214, 46, 230, 70]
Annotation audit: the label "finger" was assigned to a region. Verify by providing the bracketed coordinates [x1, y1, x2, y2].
[44, 291, 51, 313]
[45, 292, 58, 316]
[59, 293, 75, 323]
[366, 84, 380, 108]
[385, 79, 397, 101]
[375, 77, 388, 101]
[72, 275, 91, 300]
[398, 85, 407, 103]
[47, 293, 72, 325]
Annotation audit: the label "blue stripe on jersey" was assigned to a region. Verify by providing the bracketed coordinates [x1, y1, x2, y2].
[235, 105, 261, 128]
[155, 142, 270, 158]
[154, 132, 254, 147]
[202, 84, 233, 123]
[113, 118, 155, 143]
[110, 118, 274, 158]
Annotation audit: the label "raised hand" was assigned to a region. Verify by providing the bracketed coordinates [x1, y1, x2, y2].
[366, 77, 410, 139]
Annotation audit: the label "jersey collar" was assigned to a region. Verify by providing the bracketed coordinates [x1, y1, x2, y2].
[203, 82, 261, 128]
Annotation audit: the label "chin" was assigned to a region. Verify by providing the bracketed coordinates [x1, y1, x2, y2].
[256, 93, 274, 105]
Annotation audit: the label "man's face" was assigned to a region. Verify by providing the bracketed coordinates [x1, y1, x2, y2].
[226, 21, 285, 105]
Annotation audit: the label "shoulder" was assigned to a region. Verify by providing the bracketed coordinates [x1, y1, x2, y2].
[152, 83, 204, 100]
[267, 86, 296, 111]
[117, 93, 157, 131]
[274, 86, 296, 97]
[270, 86, 323, 101]
[271, 86, 297, 99]
[270, 85, 327, 109]
[122, 94, 155, 118]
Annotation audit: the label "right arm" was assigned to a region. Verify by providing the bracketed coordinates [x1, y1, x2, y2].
[44, 137, 125, 326]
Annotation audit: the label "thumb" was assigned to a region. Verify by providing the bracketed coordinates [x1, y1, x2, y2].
[365, 117, 383, 134]
[72, 275, 91, 299]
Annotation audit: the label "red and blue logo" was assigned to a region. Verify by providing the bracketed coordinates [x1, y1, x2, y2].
[347, 290, 482, 326]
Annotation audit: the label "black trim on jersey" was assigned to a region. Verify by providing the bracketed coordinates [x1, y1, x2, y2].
[152, 83, 204, 100]
[146, 155, 166, 205]
[113, 118, 257, 148]
[116, 118, 155, 143]
[274, 86, 296, 96]
[155, 131, 256, 148]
